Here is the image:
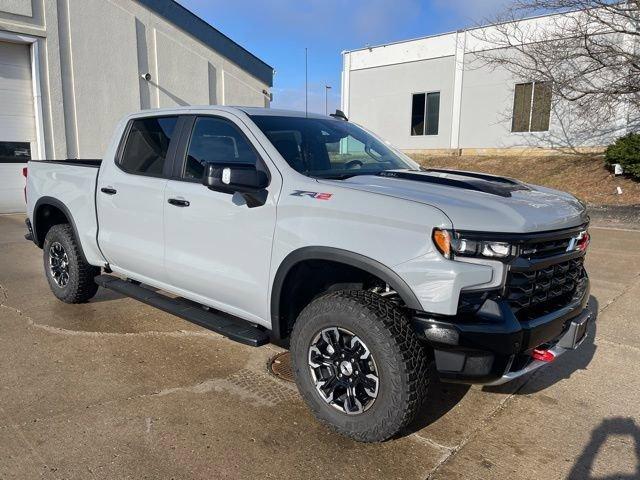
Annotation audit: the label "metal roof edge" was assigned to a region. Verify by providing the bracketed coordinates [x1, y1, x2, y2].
[343, 7, 586, 55]
[135, 0, 274, 87]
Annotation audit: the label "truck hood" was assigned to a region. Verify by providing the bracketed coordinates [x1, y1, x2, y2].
[321, 169, 588, 233]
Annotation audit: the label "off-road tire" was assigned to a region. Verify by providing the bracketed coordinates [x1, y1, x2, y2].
[290, 290, 431, 442]
[43, 224, 100, 303]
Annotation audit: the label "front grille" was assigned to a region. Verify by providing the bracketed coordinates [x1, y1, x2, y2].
[521, 238, 572, 259]
[505, 257, 586, 321]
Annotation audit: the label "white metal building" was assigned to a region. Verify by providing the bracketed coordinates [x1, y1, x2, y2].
[341, 12, 630, 156]
[0, 0, 273, 213]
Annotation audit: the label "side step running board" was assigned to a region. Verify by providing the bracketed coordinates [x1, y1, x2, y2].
[94, 274, 270, 347]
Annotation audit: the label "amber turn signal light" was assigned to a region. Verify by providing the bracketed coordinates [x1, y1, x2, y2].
[432, 229, 452, 259]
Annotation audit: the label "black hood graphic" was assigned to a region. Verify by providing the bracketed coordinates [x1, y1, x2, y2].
[378, 169, 530, 198]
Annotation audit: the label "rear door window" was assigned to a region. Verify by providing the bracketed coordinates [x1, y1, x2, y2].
[119, 116, 178, 176]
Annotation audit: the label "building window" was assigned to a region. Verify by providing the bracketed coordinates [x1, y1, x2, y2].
[512, 82, 552, 132]
[0, 142, 31, 163]
[411, 92, 440, 136]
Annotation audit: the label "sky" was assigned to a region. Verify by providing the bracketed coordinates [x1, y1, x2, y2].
[176, 0, 510, 114]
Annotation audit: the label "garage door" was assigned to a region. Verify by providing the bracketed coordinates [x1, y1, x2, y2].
[0, 41, 35, 213]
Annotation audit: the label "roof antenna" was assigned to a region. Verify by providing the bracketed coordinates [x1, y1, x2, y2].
[305, 47, 308, 118]
[330, 109, 348, 121]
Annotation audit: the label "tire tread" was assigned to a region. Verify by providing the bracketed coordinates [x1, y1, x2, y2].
[291, 289, 430, 442]
[44, 224, 99, 303]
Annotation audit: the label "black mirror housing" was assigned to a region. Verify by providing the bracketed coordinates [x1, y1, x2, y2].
[202, 163, 269, 208]
[203, 163, 269, 193]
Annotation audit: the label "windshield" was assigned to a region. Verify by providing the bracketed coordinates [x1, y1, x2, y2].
[250, 115, 418, 178]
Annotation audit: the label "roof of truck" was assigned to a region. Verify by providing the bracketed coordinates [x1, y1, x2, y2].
[131, 106, 332, 120]
[237, 107, 329, 119]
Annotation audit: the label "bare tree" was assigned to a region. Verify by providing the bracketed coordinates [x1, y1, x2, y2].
[473, 1, 640, 143]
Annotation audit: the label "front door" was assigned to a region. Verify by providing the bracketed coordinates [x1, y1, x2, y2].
[97, 115, 180, 282]
[163, 113, 280, 325]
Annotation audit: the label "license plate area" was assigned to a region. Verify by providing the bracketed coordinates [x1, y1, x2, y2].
[557, 310, 591, 349]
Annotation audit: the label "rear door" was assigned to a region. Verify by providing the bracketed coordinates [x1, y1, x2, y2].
[162, 112, 281, 324]
[96, 115, 182, 282]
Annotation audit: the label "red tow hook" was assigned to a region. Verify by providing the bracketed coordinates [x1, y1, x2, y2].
[531, 348, 556, 363]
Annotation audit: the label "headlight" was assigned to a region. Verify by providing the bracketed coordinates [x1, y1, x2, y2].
[432, 228, 514, 260]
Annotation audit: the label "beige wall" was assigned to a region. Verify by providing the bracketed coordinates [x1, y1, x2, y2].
[343, 19, 632, 155]
[0, 0, 32, 17]
[0, 0, 271, 159]
[457, 52, 624, 151]
[348, 56, 455, 150]
[345, 48, 624, 154]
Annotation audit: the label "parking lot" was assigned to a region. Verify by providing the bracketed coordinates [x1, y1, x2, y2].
[1, 213, 639, 479]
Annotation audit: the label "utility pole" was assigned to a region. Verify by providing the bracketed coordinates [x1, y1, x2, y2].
[305, 48, 308, 118]
[325, 85, 332, 115]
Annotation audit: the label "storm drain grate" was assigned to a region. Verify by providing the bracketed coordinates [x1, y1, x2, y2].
[268, 351, 294, 383]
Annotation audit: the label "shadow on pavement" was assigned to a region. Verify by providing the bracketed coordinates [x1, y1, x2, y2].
[88, 287, 126, 303]
[567, 417, 640, 480]
[401, 367, 471, 436]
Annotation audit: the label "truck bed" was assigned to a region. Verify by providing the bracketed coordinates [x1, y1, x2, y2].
[39, 159, 102, 167]
[26, 159, 105, 266]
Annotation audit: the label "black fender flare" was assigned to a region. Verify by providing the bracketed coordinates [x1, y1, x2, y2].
[32, 196, 89, 263]
[270, 246, 423, 340]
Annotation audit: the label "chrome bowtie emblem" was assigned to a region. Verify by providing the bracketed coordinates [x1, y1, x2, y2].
[567, 231, 588, 252]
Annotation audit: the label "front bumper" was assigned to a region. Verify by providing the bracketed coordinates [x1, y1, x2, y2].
[412, 276, 591, 385]
[484, 306, 591, 385]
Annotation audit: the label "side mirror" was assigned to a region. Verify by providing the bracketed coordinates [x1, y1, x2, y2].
[203, 163, 269, 192]
[202, 163, 269, 207]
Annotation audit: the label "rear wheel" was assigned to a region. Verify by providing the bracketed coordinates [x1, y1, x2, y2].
[290, 290, 430, 442]
[43, 224, 100, 303]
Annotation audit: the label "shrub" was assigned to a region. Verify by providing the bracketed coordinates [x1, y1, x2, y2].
[605, 132, 640, 180]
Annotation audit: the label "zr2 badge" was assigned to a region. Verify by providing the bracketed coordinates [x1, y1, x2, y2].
[290, 190, 333, 200]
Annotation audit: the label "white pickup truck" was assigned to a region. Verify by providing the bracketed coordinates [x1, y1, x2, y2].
[25, 106, 592, 442]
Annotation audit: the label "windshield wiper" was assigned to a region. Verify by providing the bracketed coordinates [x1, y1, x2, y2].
[314, 168, 421, 181]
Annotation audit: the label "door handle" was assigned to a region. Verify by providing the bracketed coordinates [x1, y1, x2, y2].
[100, 187, 117, 195]
[168, 198, 190, 207]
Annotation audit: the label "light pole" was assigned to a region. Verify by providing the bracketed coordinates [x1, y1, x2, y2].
[325, 85, 332, 115]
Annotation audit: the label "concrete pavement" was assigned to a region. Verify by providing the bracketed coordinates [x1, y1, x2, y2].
[0, 213, 638, 479]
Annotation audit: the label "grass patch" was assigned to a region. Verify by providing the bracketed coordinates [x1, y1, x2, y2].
[409, 154, 640, 206]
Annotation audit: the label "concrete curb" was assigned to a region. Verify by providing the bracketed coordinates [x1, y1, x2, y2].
[588, 204, 640, 230]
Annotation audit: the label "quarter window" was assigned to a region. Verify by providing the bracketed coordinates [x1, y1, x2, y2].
[119, 116, 178, 176]
[184, 117, 260, 180]
[411, 92, 440, 136]
[512, 82, 552, 132]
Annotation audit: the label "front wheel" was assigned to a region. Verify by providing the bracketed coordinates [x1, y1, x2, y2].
[290, 290, 431, 442]
[43, 224, 100, 303]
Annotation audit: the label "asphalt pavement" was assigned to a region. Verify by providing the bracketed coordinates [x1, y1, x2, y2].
[0, 213, 638, 479]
